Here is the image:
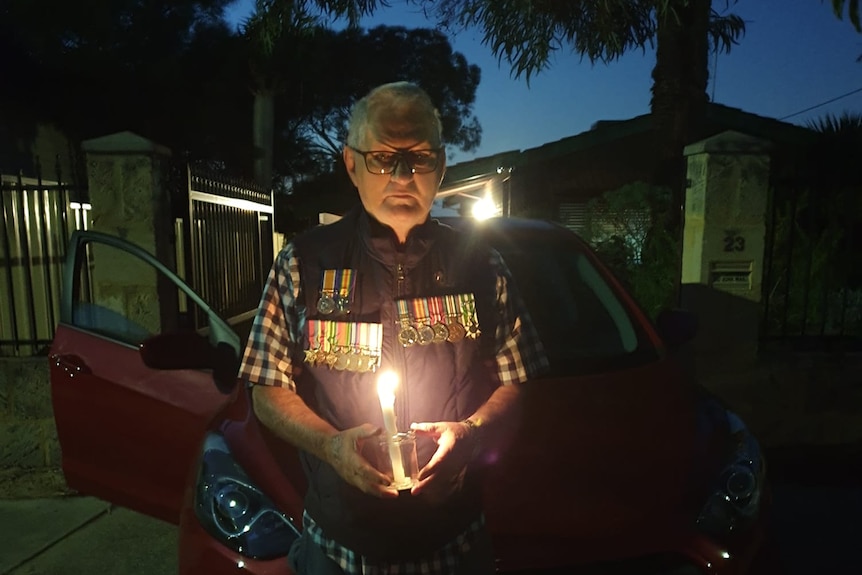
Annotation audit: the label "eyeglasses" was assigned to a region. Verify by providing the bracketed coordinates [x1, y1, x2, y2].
[349, 146, 443, 175]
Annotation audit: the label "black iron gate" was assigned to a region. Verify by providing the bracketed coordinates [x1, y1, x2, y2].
[174, 165, 274, 343]
[761, 155, 861, 351]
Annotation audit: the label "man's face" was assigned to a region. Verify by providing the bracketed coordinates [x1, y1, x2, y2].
[344, 117, 445, 242]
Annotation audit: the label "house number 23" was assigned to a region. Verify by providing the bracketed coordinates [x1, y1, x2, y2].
[723, 233, 745, 252]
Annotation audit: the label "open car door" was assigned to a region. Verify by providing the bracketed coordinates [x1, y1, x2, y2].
[49, 230, 243, 524]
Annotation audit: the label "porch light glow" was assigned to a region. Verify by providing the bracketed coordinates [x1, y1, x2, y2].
[472, 196, 497, 220]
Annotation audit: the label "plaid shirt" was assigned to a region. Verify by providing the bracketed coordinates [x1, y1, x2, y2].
[303, 511, 486, 575]
[240, 234, 548, 573]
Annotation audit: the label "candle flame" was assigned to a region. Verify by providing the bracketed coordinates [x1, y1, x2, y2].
[377, 370, 398, 406]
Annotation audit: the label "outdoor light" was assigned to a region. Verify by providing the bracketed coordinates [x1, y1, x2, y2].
[70, 202, 81, 210]
[472, 197, 497, 220]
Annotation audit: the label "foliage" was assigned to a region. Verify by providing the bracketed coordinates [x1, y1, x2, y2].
[1, 0, 252, 168]
[830, 0, 862, 31]
[581, 182, 679, 319]
[2, 0, 481, 195]
[764, 188, 862, 338]
[424, 0, 744, 82]
[764, 112, 862, 338]
[806, 111, 862, 135]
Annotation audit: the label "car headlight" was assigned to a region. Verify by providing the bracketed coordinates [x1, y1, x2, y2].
[696, 411, 765, 539]
[194, 432, 300, 559]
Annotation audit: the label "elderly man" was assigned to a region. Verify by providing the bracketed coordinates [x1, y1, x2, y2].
[240, 81, 547, 574]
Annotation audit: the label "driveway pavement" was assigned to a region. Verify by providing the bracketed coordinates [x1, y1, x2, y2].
[0, 497, 176, 575]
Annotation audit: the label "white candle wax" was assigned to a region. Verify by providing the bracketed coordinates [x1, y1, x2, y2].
[387, 436, 407, 487]
[377, 371, 408, 488]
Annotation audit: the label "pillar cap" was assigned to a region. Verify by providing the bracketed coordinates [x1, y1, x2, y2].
[82, 131, 171, 156]
[684, 130, 772, 156]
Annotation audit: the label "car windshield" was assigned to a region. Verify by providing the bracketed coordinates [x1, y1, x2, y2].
[496, 238, 658, 376]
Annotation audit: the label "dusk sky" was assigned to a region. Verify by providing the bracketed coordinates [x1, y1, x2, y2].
[225, 0, 862, 165]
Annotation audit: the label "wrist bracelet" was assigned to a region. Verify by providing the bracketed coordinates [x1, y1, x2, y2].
[462, 418, 482, 459]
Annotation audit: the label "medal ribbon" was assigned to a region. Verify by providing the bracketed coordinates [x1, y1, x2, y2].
[396, 299, 411, 325]
[338, 269, 356, 301]
[326, 320, 337, 352]
[307, 319, 319, 349]
[429, 296, 445, 324]
[371, 323, 382, 367]
[321, 269, 337, 295]
[411, 298, 430, 325]
[347, 322, 356, 354]
[336, 321, 347, 349]
[444, 294, 458, 321]
[459, 293, 479, 338]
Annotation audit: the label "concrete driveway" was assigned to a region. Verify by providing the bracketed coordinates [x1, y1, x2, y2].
[0, 497, 176, 575]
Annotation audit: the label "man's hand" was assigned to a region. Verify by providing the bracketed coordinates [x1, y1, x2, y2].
[251, 387, 398, 499]
[327, 424, 399, 499]
[408, 421, 478, 501]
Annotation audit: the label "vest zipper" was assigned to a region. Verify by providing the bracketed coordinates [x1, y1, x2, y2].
[394, 259, 410, 432]
[395, 262, 406, 295]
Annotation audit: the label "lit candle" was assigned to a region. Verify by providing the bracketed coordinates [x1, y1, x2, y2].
[376, 370, 407, 488]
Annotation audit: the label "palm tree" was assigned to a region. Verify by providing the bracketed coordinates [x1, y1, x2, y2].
[830, 0, 861, 30]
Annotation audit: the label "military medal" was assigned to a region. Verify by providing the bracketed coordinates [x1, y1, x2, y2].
[324, 322, 340, 368]
[334, 348, 349, 370]
[362, 323, 382, 372]
[306, 320, 322, 365]
[336, 269, 356, 314]
[429, 296, 449, 343]
[460, 293, 480, 339]
[444, 294, 466, 343]
[317, 269, 356, 316]
[317, 270, 338, 315]
[412, 298, 435, 345]
[307, 318, 382, 373]
[396, 299, 418, 347]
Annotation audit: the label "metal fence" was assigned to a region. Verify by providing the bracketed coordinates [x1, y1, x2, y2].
[2, 155, 274, 357]
[175, 166, 274, 342]
[761, 163, 862, 351]
[1, 160, 88, 356]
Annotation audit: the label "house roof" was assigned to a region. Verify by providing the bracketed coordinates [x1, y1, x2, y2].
[441, 149, 521, 188]
[440, 102, 818, 194]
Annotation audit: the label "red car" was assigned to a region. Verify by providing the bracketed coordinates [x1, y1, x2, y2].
[50, 217, 771, 574]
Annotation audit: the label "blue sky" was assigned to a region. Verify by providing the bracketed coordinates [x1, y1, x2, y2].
[225, 0, 862, 165]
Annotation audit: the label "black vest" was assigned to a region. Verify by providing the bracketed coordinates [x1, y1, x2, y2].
[291, 206, 499, 560]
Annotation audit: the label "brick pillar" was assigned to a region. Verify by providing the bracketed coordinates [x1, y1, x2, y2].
[680, 130, 772, 372]
[81, 131, 177, 333]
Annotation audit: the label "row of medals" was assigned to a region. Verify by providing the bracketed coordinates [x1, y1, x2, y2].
[398, 315, 479, 347]
[305, 346, 379, 372]
[304, 318, 480, 372]
[309, 294, 374, 371]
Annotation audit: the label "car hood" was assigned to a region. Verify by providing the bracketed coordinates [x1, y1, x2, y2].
[482, 356, 704, 569]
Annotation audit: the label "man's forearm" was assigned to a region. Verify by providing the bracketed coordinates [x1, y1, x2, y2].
[464, 383, 524, 450]
[252, 384, 338, 463]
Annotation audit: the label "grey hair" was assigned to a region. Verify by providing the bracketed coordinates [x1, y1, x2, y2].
[346, 82, 443, 149]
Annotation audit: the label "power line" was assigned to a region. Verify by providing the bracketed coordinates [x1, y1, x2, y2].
[779, 85, 862, 120]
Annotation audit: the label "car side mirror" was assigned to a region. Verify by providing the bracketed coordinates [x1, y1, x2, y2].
[139, 331, 239, 394]
[655, 308, 698, 349]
